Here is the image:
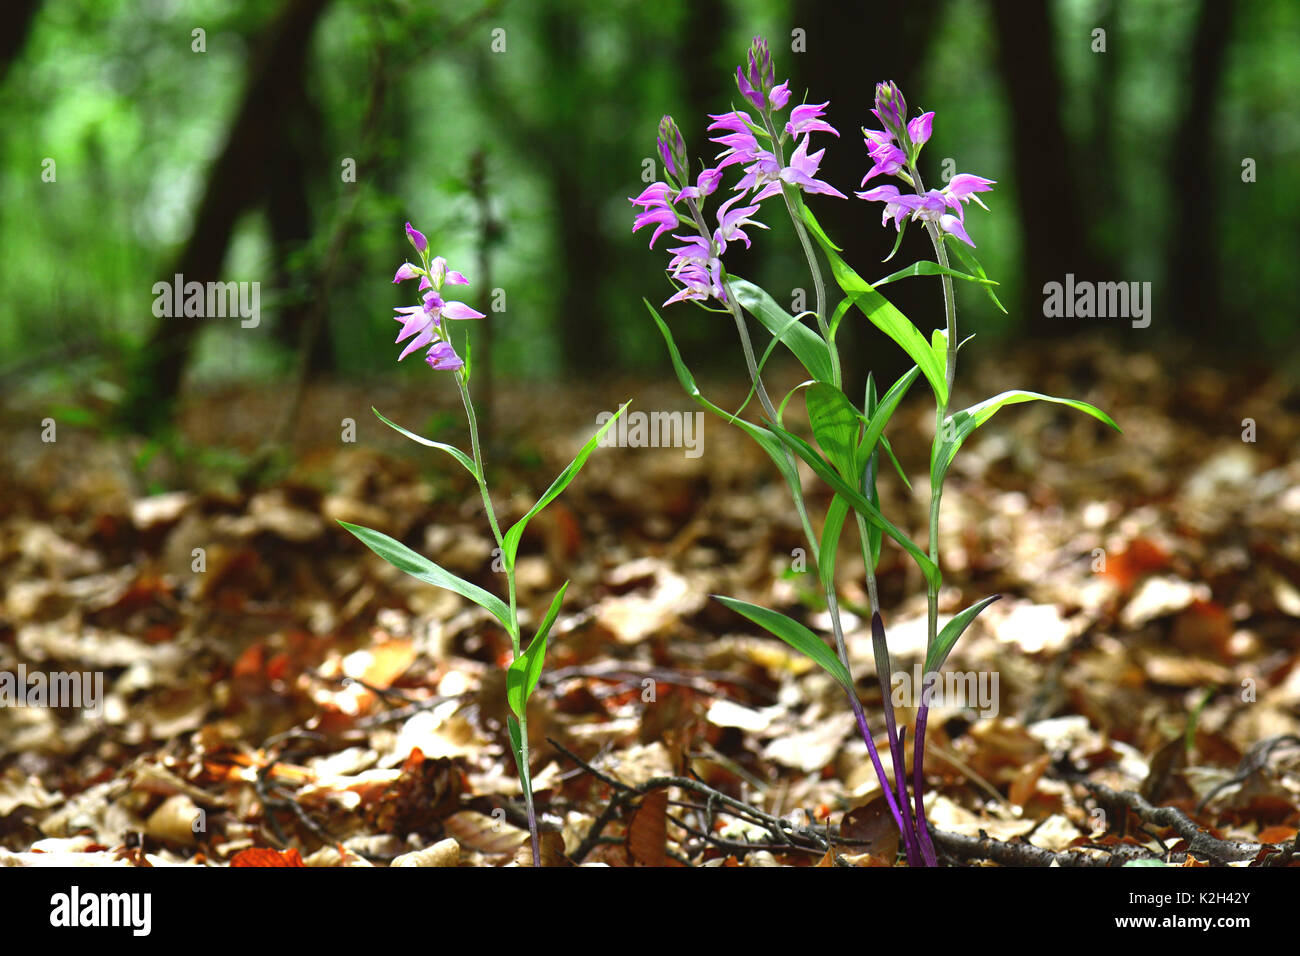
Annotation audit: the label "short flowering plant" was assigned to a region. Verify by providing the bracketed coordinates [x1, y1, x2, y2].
[341, 222, 627, 867]
[633, 39, 1119, 865]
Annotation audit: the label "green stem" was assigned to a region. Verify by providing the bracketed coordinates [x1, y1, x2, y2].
[684, 195, 820, 556]
[760, 112, 839, 389]
[700, 191, 910, 844]
[456, 372, 538, 866]
[909, 163, 957, 868]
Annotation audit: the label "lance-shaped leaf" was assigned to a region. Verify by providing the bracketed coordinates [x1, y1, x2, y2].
[818, 495, 851, 594]
[871, 260, 999, 289]
[945, 238, 1008, 314]
[714, 595, 852, 691]
[371, 407, 476, 478]
[501, 402, 630, 571]
[506, 715, 530, 793]
[932, 390, 1121, 485]
[800, 203, 947, 405]
[339, 521, 512, 630]
[924, 595, 1001, 674]
[805, 383, 861, 481]
[764, 418, 941, 588]
[646, 300, 812, 561]
[860, 376, 884, 571]
[506, 582, 569, 719]
[857, 365, 919, 476]
[728, 277, 836, 385]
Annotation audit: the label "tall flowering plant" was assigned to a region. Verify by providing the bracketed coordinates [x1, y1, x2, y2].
[633, 40, 1118, 865]
[342, 222, 627, 866]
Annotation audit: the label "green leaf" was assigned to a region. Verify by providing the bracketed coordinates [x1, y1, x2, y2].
[805, 383, 862, 482]
[799, 205, 948, 405]
[857, 366, 919, 474]
[861, 376, 883, 571]
[1122, 859, 1169, 868]
[882, 218, 909, 263]
[878, 434, 912, 492]
[371, 407, 477, 478]
[646, 300, 809, 552]
[506, 714, 530, 793]
[799, 203, 843, 252]
[506, 581, 569, 718]
[338, 521, 512, 631]
[945, 240, 1008, 315]
[763, 419, 941, 589]
[728, 277, 836, 384]
[714, 595, 853, 690]
[932, 328, 948, 380]
[818, 496, 850, 594]
[501, 402, 630, 571]
[828, 297, 853, 340]
[736, 310, 819, 421]
[933, 390, 1121, 485]
[925, 595, 1001, 674]
[871, 260, 999, 288]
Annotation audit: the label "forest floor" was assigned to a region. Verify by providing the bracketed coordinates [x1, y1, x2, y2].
[2, 340, 1299, 867]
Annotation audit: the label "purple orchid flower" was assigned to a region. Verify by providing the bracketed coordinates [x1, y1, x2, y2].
[630, 182, 681, 249]
[664, 255, 726, 307]
[393, 291, 484, 361]
[785, 102, 838, 139]
[768, 80, 791, 111]
[674, 167, 723, 204]
[424, 340, 463, 371]
[389, 230, 483, 369]
[907, 111, 934, 148]
[713, 194, 767, 253]
[857, 184, 981, 246]
[943, 173, 996, 215]
[780, 136, 847, 199]
[861, 129, 908, 184]
[430, 256, 469, 287]
[855, 86, 996, 247]
[856, 184, 919, 230]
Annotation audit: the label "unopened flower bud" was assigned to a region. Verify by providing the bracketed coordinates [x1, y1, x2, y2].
[746, 36, 773, 93]
[657, 115, 689, 181]
[405, 221, 428, 255]
[873, 81, 907, 139]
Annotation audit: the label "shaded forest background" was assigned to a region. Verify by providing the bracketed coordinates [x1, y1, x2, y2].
[1, 0, 1298, 434]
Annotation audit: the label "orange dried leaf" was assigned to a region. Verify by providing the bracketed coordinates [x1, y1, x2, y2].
[627, 788, 670, 867]
[230, 847, 305, 867]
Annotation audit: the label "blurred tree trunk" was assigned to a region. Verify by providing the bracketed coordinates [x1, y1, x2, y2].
[539, 6, 615, 371]
[1165, 0, 1235, 336]
[990, 0, 1101, 334]
[268, 65, 333, 374]
[120, 0, 332, 433]
[470, 3, 652, 375]
[1085, 0, 1121, 272]
[0, 0, 41, 82]
[791, 0, 942, 402]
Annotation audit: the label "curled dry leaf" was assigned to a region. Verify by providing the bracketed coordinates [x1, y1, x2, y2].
[626, 787, 670, 867]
